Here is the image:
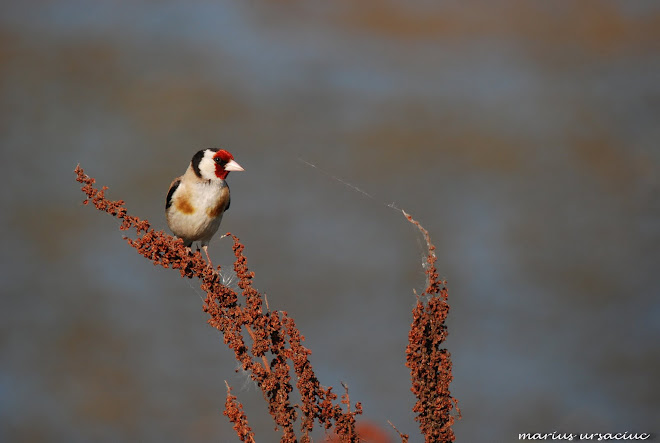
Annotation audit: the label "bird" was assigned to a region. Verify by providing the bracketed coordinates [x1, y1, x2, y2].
[166, 148, 244, 269]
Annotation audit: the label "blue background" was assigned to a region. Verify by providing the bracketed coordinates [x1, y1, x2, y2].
[1, 2, 658, 442]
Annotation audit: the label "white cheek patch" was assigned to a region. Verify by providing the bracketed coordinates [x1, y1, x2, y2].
[198, 150, 218, 180]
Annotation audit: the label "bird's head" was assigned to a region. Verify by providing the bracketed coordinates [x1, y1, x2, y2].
[193, 148, 244, 181]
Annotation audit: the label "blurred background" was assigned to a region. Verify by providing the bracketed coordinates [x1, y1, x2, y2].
[1, 1, 659, 442]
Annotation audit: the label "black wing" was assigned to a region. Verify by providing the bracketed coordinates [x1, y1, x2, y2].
[166, 178, 181, 209]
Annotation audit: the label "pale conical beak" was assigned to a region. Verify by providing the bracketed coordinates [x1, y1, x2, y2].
[224, 159, 244, 172]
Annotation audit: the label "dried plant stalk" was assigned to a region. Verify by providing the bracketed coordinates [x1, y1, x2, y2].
[74, 165, 458, 442]
[224, 381, 256, 443]
[402, 210, 460, 442]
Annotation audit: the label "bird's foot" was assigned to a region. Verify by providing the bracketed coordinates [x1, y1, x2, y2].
[202, 245, 219, 275]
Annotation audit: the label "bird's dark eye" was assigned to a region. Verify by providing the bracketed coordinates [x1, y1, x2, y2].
[214, 157, 226, 165]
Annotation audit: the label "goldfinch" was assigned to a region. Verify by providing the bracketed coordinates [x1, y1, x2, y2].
[166, 148, 244, 268]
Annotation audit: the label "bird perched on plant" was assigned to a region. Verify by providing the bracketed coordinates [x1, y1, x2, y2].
[166, 148, 244, 268]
